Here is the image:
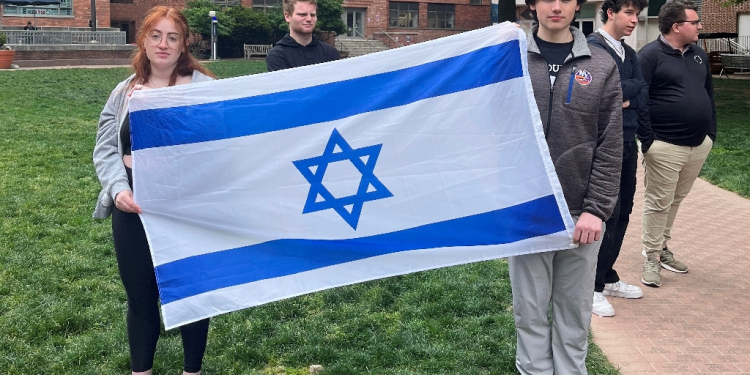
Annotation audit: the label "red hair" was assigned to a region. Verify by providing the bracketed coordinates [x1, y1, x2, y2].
[130, 6, 215, 88]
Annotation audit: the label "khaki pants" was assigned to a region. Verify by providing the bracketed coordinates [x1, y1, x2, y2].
[641, 136, 713, 256]
[508, 216, 603, 375]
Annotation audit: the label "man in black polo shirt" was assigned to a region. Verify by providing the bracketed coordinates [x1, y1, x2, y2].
[637, 0, 715, 287]
[266, 0, 339, 71]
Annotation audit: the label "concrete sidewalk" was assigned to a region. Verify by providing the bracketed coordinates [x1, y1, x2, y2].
[590, 166, 750, 374]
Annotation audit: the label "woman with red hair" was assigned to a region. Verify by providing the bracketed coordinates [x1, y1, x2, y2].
[93, 6, 216, 375]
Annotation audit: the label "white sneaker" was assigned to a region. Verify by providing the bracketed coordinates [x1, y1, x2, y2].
[592, 292, 615, 317]
[603, 280, 644, 299]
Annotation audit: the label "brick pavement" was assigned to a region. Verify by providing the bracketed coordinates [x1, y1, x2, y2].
[590, 166, 750, 374]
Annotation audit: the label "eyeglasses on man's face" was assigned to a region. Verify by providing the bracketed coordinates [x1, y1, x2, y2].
[147, 31, 181, 47]
[677, 19, 701, 26]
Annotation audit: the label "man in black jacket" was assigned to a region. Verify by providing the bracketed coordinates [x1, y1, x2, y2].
[266, 0, 340, 72]
[638, 0, 715, 287]
[586, 0, 648, 317]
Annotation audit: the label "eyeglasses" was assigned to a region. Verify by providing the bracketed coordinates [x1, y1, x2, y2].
[677, 19, 701, 26]
[147, 31, 181, 47]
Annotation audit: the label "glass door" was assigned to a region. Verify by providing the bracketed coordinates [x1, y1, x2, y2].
[345, 9, 365, 38]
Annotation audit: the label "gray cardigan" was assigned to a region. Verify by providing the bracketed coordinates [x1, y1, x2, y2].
[92, 70, 214, 219]
[526, 26, 623, 221]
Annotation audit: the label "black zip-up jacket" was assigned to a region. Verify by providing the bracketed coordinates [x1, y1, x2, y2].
[637, 37, 716, 149]
[587, 31, 649, 145]
[266, 34, 340, 72]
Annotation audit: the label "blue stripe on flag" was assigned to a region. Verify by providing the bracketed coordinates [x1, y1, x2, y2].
[131, 40, 522, 151]
[156, 194, 564, 305]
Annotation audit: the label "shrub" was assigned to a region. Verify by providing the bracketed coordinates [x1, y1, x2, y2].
[267, 7, 288, 43]
[226, 6, 274, 45]
[316, 0, 347, 36]
[183, 0, 235, 38]
[184, 0, 345, 57]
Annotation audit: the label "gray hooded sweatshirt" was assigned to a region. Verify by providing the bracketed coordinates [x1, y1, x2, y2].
[527, 26, 623, 221]
[92, 71, 214, 219]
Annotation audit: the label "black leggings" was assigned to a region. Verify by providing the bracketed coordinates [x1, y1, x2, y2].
[112, 167, 209, 373]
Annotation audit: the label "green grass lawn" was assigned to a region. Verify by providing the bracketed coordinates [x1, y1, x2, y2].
[699, 78, 750, 198]
[0, 60, 634, 374]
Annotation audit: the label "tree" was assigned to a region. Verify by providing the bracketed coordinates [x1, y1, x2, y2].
[183, 0, 346, 57]
[183, 0, 234, 38]
[268, 0, 347, 42]
[218, 6, 274, 57]
[316, 0, 347, 36]
[266, 7, 289, 42]
[225, 6, 273, 44]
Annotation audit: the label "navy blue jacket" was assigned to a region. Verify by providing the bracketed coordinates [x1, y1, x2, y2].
[637, 37, 716, 148]
[266, 34, 340, 72]
[587, 31, 649, 146]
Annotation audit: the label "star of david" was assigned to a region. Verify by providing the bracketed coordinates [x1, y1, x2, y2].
[293, 128, 393, 230]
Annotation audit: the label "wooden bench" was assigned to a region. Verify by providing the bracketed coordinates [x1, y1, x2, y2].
[244, 44, 273, 58]
[719, 54, 750, 77]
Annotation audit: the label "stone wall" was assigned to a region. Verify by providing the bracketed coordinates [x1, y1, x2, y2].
[11, 44, 135, 61]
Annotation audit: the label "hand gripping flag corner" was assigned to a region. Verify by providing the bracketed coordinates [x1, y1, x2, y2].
[128, 22, 576, 330]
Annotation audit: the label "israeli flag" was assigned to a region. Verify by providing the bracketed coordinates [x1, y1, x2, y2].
[129, 23, 575, 329]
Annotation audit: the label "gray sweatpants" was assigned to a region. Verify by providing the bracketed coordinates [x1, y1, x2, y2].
[508, 221, 602, 375]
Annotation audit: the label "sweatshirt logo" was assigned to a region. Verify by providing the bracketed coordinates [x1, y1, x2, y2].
[575, 69, 592, 86]
[694, 55, 703, 64]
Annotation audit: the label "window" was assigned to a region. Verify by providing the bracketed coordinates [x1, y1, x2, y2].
[2, 0, 72, 17]
[253, 0, 279, 13]
[572, 3, 596, 36]
[648, 0, 702, 17]
[215, 0, 241, 6]
[572, 20, 594, 36]
[470, 0, 482, 5]
[389, 2, 419, 28]
[428, 4, 455, 29]
[578, 2, 596, 19]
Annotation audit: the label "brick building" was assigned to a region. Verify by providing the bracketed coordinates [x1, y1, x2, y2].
[340, 0, 490, 48]
[108, 0, 200, 44]
[515, 0, 603, 36]
[702, 0, 750, 35]
[513, 0, 750, 51]
[1, 0, 109, 28]
[3, 0, 491, 47]
[109, 0, 259, 43]
[4, 0, 748, 49]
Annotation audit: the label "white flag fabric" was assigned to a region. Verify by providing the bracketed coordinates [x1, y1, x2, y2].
[129, 22, 575, 330]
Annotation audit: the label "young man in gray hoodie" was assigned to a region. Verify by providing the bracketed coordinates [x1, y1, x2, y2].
[508, 0, 622, 373]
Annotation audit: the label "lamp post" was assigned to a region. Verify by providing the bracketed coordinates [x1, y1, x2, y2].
[91, 0, 97, 32]
[209, 10, 217, 60]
